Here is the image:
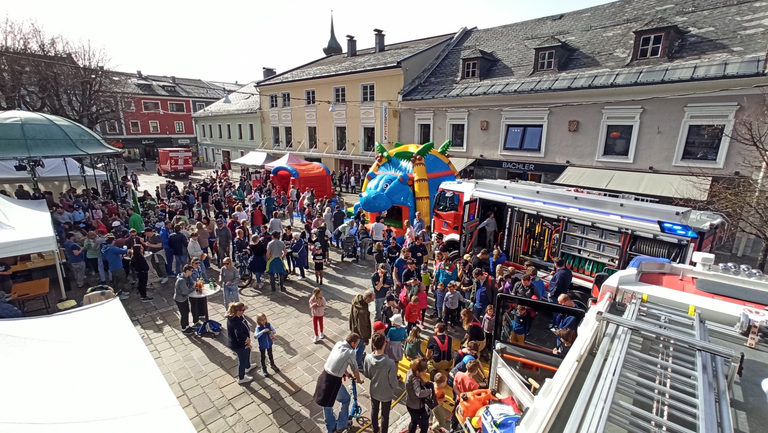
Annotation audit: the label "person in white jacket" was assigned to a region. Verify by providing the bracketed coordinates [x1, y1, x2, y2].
[188, 232, 208, 276]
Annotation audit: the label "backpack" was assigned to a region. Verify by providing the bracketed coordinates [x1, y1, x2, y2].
[197, 320, 222, 337]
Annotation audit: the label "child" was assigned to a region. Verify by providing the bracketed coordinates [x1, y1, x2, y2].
[434, 282, 447, 322]
[510, 305, 532, 346]
[405, 295, 421, 333]
[417, 283, 429, 326]
[309, 287, 326, 343]
[431, 372, 451, 433]
[404, 326, 425, 360]
[381, 293, 399, 328]
[255, 313, 280, 377]
[312, 243, 325, 285]
[420, 264, 432, 290]
[373, 320, 387, 336]
[442, 282, 466, 327]
[482, 305, 495, 354]
[386, 314, 407, 363]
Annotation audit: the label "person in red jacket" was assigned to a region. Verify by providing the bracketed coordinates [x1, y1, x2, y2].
[405, 295, 421, 333]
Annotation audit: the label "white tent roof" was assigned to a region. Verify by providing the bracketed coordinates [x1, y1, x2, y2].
[0, 298, 195, 433]
[0, 195, 58, 257]
[554, 167, 712, 200]
[0, 158, 107, 182]
[231, 151, 277, 168]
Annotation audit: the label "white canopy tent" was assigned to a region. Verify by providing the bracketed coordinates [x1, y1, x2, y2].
[0, 158, 108, 194]
[0, 298, 195, 432]
[230, 151, 277, 168]
[0, 194, 66, 298]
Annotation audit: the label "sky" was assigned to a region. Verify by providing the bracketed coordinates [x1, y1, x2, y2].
[2, 0, 615, 84]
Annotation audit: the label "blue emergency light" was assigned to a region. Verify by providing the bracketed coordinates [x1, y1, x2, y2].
[658, 221, 698, 238]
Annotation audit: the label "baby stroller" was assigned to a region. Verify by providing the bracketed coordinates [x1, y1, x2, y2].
[341, 234, 359, 262]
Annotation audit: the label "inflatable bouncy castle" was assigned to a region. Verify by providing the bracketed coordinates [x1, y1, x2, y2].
[356, 141, 457, 235]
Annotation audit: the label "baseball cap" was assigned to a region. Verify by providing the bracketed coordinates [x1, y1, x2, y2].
[112, 221, 121, 227]
[373, 321, 387, 332]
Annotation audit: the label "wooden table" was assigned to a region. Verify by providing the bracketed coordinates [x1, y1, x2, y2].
[10, 278, 51, 314]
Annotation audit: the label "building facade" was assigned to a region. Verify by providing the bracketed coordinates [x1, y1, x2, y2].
[399, 0, 768, 201]
[256, 27, 454, 172]
[192, 82, 263, 167]
[100, 73, 239, 160]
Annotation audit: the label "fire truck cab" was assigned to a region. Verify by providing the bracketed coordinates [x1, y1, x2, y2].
[432, 179, 726, 287]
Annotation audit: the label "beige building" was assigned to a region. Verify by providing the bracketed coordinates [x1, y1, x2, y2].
[256, 25, 454, 173]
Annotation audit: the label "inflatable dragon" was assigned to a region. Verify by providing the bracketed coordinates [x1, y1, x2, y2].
[356, 141, 458, 231]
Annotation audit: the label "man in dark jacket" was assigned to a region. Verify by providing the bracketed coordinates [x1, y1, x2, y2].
[547, 258, 573, 302]
[349, 290, 374, 369]
[332, 206, 346, 247]
[168, 225, 188, 275]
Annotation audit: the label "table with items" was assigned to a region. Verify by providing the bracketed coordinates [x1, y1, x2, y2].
[188, 281, 220, 324]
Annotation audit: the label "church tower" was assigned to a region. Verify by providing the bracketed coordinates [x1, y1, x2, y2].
[323, 13, 343, 56]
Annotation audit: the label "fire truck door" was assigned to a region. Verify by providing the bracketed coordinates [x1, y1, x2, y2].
[460, 198, 480, 254]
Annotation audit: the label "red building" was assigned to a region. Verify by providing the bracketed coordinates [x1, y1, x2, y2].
[100, 72, 239, 160]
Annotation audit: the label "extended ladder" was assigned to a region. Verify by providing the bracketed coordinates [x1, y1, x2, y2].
[564, 297, 738, 433]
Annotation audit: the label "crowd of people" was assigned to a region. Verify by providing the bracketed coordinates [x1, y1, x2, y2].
[13, 161, 581, 433]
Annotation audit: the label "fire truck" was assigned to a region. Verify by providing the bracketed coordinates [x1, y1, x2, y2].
[156, 148, 194, 178]
[432, 179, 727, 286]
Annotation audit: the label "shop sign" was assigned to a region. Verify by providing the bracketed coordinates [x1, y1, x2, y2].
[178, 139, 190, 144]
[381, 102, 388, 143]
[141, 139, 155, 145]
[478, 158, 565, 174]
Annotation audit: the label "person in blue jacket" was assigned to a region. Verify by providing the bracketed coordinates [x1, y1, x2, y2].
[160, 220, 174, 276]
[490, 246, 507, 276]
[255, 313, 280, 377]
[101, 235, 128, 297]
[289, 232, 308, 279]
[547, 258, 573, 302]
[472, 268, 492, 321]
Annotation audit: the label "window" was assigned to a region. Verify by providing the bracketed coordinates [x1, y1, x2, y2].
[335, 126, 347, 151]
[106, 120, 119, 134]
[248, 123, 254, 140]
[673, 103, 739, 168]
[464, 61, 477, 79]
[363, 127, 375, 152]
[334, 86, 346, 104]
[196, 102, 206, 112]
[149, 121, 160, 133]
[682, 125, 725, 161]
[226, 124, 232, 139]
[129, 121, 141, 133]
[307, 126, 318, 149]
[361, 84, 375, 103]
[168, 102, 185, 113]
[503, 126, 543, 151]
[596, 107, 642, 163]
[305, 89, 316, 105]
[415, 111, 434, 145]
[538, 50, 555, 70]
[269, 94, 278, 108]
[499, 108, 549, 157]
[285, 126, 293, 148]
[142, 101, 160, 112]
[200, 123, 206, 138]
[446, 111, 468, 151]
[174, 121, 185, 133]
[237, 124, 243, 140]
[281, 92, 291, 107]
[217, 124, 222, 139]
[638, 34, 663, 59]
[272, 126, 280, 146]
[208, 124, 213, 138]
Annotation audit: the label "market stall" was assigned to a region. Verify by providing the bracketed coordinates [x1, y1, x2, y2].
[230, 151, 277, 168]
[267, 154, 334, 197]
[0, 195, 66, 301]
[0, 158, 108, 194]
[0, 298, 195, 432]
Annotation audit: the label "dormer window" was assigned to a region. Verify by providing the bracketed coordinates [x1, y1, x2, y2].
[464, 61, 478, 79]
[537, 50, 555, 70]
[638, 34, 663, 59]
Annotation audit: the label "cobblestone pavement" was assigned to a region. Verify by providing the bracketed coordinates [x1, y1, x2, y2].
[107, 164, 455, 433]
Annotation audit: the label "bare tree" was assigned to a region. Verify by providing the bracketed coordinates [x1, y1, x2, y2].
[0, 18, 125, 129]
[677, 95, 768, 271]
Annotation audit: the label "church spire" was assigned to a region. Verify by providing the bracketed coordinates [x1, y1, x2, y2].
[323, 11, 343, 56]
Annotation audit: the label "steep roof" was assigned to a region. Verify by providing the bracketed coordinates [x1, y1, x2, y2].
[192, 82, 260, 118]
[115, 73, 240, 100]
[404, 0, 768, 101]
[258, 34, 453, 86]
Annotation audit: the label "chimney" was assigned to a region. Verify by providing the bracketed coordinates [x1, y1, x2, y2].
[137, 70, 143, 78]
[171, 76, 176, 84]
[374, 29, 385, 53]
[346, 35, 357, 57]
[262, 67, 277, 79]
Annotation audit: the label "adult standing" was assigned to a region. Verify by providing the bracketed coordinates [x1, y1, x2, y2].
[227, 302, 256, 383]
[409, 235, 428, 268]
[471, 249, 491, 274]
[160, 221, 175, 276]
[332, 206, 345, 248]
[219, 257, 240, 309]
[412, 212, 425, 235]
[199, 187, 211, 218]
[371, 264, 393, 321]
[477, 212, 497, 250]
[142, 228, 168, 284]
[266, 231, 287, 292]
[14, 185, 31, 200]
[547, 258, 573, 302]
[349, 290, 374, 369]
[195, 222, 211, 269]
[392, 248, 411, 295]
[385, 237, 401, 268]
[128, 207, 144, 233]
[371, 216, 386, 244]
[363, 333, 398, 433]
[130, 245, 153, 302]
[173, 266, 197, 334]
[289, 232, 308, 279]
[405, 358, 434, 433]
[215, 219, 233, 266]
[64, 232, 86, 288]
[101, 235, 128, 298]
[168, 225, 188, 275]
[472, 268, 493, 321]
[314, 333, 364, 433]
